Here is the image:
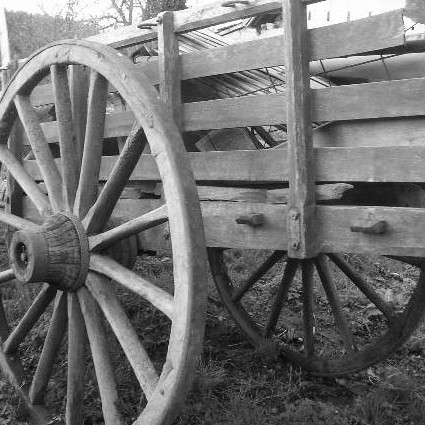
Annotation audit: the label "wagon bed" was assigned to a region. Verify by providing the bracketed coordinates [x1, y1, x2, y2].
[1, 1, 425, 424]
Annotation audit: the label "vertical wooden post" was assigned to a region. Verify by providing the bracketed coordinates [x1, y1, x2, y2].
[157, 11, 182, 131]
[283, 0, 317, 258]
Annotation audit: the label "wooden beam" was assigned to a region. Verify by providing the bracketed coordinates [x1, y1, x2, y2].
[182, 77, 425, 131]
[23, 145, 425, 185]
[283, 0, 316, 258]
[29, 10, 404, 110]
[20, 197, 425, 257]
[157, 11, 182, 131]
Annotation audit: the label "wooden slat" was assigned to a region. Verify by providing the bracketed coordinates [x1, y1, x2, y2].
[28, 11, 404, 109]
[175, 9, 405, 81]
[23, 145, 425, 185]
[177, 0, 322, 32]
[183, 77, 425, 131]
[313, 117, 425, 148]
[36, 74, 425, 139]
[20, 197, 425, 256]
[39, 77, 425, 137]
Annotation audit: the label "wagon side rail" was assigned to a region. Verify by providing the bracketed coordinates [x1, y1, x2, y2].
[19, 0, 425, 259]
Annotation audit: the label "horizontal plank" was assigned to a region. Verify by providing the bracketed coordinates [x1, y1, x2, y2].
[29, 11, 404, 108]
[24, 145, 425, 184]
[21, 198, 425, 256]
[87, 0, 284, 49]
[313, 117, 425, 148]
[174, 9, 405, 82]
[184, 77, 425, 131]
[197, 183, 353, 203]
[38, 113, 425, 150]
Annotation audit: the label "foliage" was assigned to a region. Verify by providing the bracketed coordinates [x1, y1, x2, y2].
[4, 10, 98, 61]
[142, 0, 187, 20]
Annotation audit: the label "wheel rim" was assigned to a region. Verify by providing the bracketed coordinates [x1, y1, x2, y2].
[209, 248, 425, 376]
[0, 40, 206, 424]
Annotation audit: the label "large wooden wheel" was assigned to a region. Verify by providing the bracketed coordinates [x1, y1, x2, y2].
[0, 40, 206, 424]
[209, 248, 425, 376]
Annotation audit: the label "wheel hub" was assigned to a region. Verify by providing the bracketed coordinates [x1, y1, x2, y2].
[9, 213, 89, 291]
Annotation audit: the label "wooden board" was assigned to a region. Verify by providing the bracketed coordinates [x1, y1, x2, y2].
[313, 117, 425, 148]
[21, 198, 425, 256]
[283, 0, 316, 257]
[183, 77, 425, 131]
[28, 10, 404, 110]
[23, 145, 425, 185]
[36, 112, 425, 151]
[175, 9, 405, 81]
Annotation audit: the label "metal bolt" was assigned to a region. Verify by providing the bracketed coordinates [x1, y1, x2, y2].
[290, 209, 300, 221]
[291, 241, 301, 250]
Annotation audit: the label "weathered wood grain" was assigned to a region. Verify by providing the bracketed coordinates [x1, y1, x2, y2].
[90, 254, 174, 319]
[77, 287, 123, 425]
[23, 146, 425, 185]
[15, 95, 62, 211]
[51, 65, 79, 210]
[183, 77, 425, 131]
[74, 71, 108, 218]
[283, 0, 316, 257]
[2, 285, 56, 355]
[29, 292, 67, 405]
[19, 196, 425, 256]
[86, 272, 159, 399]
[66, 293, 86, 425]
[158, 11, 182, 130]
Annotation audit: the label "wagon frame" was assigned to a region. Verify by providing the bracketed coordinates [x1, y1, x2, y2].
[0, 0, 425, 424]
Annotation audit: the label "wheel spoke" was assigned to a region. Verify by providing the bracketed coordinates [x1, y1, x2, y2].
[14, 95, 63, 212]
[86, 272, 159, 399]
[302, 259, 315, 358]
[0, 144, 51, 215]
[2, 284, 56, 354]
[29, 291, 67, 405]
[88, 205, 168, 252]
[264, 258, 298, 337]
[83, 123, 147, 234]
[0, 210, 37, 230]
[232, 250, 286, 303]
[0, 269, 15, 285]
[69, 65, 90, 164]
[328, 253, 396, 323]
[78, 287, 123, 425]
[73, 71, 108, 218]
[66, 292, 86, 425]
[90, 254, 173, 319]
[315, 255, 356, 354]
[51, 64, 79, 211]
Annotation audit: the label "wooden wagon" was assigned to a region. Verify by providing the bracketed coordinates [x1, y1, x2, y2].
[0, 0, 425, 423]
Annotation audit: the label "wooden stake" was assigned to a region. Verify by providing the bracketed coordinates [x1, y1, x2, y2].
[283, 0, 317, 258]
[158, 11, 182, 131]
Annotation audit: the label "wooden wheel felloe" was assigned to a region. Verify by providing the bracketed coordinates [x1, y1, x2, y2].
[209, 248, 425, 376]
[0, 40, 206, 424]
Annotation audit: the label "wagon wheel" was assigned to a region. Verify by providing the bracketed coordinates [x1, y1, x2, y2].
[0, 40, 206, 424]
[209, 247, 425, 376]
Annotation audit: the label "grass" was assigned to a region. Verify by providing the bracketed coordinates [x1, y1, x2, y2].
[1, 244, 425, 424]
